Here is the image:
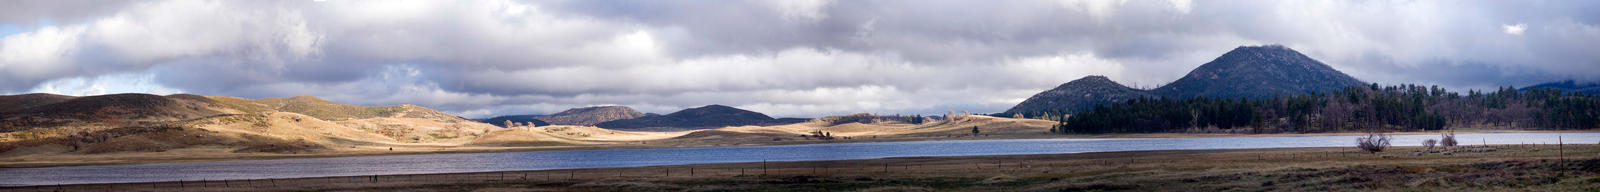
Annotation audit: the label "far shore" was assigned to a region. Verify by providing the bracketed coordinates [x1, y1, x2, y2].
[1, 129, 1593, 169]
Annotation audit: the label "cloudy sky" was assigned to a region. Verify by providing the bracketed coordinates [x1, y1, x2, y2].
[1, 0, 1597, 118]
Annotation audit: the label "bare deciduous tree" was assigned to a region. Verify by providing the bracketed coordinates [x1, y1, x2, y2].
[1440, 131, 1458, 147]
[1357, 133, 1392, 153]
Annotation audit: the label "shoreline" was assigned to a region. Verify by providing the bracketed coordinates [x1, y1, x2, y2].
[1, 129, 1593, 169]
[10, 144, 1599, 191]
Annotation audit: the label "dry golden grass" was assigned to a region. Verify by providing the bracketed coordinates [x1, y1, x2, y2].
[0, 115, 1064, 168]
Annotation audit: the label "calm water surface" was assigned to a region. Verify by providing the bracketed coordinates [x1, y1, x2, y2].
[2, 132, 1597, 186]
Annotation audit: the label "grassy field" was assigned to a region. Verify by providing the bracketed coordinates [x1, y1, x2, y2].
[12, 144, 1600, 191]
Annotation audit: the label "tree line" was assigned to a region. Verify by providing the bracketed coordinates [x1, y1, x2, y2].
[1049, 84, 1599, 134]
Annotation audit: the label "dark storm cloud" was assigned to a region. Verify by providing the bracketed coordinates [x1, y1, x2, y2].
[1, 0, 1597, 118]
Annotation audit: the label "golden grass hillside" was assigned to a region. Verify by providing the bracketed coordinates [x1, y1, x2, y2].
[0, 94, 507, 162]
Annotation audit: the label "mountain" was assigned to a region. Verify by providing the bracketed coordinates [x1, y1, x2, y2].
[1154, 45, 1364, 99]
[1005, 45, 1365, 116]
[478, 115, 551, 127]
[594, 105, 795, 129]
[1003, 75, 1155, 114]
[1523, 80, 1600, 95]
[533, 106, 645, 126]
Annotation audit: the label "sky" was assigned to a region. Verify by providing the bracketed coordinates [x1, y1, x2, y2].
[1, 0, 1597, 118]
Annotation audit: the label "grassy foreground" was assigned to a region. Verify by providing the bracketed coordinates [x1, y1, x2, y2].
[9, 144, 1600, 191]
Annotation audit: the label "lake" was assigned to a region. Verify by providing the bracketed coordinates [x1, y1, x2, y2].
[2, 132, 1597, 186]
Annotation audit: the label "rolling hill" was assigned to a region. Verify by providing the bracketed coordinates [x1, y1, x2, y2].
[0, 93, 227, 131]
[0, 93, 76, 113]
[0, 93, 500, 154]
[533, 106, 645, 126]
[1524, 80, 1600, 95]
[478, 115, 551, 127]
[594, 105, 802, 130]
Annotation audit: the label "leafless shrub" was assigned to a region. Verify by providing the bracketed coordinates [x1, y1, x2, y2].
[1357, 133, 1392, 153]
[1440, 132, 1458, 147]
[1423, 139, 1438, 150]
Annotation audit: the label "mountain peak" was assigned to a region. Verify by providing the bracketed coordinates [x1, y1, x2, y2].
[1071, 75, 1113, 83]
[1005, 75, 1153, 114]
[1154, 44, 1363, 99]
[1237, 44, 1290, 50]
[1006, 45, 1366, 115]
[535, 105, 645, 126]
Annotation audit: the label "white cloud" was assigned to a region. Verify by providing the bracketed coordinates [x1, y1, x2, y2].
[1056, 0, 1126, 21]
[1167, 0, 1194, 15]
[0, 26, 84, 87]
[766, 0, 833, 22]
[1503, 23, 1527, 35]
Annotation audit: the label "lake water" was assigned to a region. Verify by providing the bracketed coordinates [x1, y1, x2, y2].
[3, 132, 1598, 186]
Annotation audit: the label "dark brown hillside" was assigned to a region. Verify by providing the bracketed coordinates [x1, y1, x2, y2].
[534, 106, 645, 126]
[0, 94, 226, 132]
[0, 93, 76, 113]
[594, 105, 794, 130]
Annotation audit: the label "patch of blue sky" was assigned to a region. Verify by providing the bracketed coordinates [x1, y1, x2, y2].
[23, 72, 185, 96]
